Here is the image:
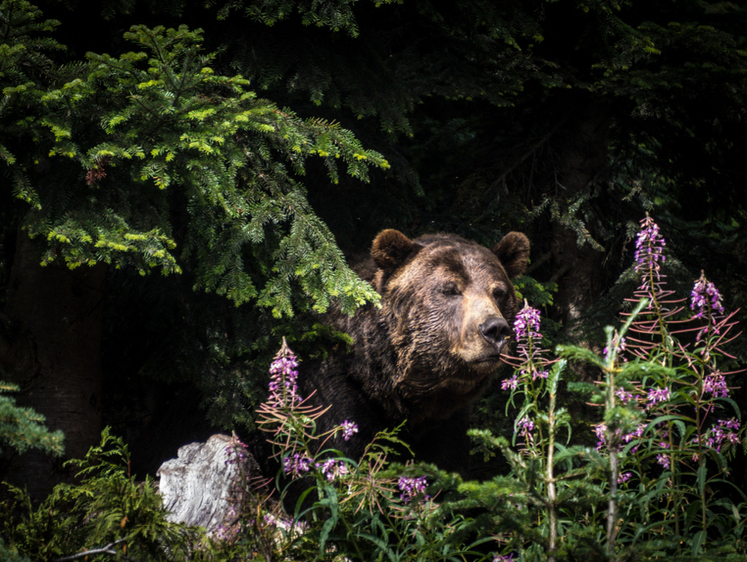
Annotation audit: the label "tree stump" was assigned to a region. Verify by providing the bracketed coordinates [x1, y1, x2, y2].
[157, 434, 262, 537]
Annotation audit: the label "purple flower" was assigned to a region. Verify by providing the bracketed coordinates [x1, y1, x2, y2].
[596, 423, 645, 453]
[493, 554, 515, 562]
[398, 476, 428, 503]
[634, 216, 666, 282]
[516, 368, 548, 381]
[224, 436, 249, 466]
[594, 423, 607, 450]
[514, 302, 542, 341]
[267, 339, 301, 409]
[646, 386, 670, 408]
[501, 373, 519, 391]
[615, 387, 636, 404]
[316, 458, 349, 481]
[691, 273, 727, 343]
[340, 420, 359, 441]
[512, 301, 550, 376]
[604, 335, 627, 359]
[656, 454, 671, 469]
[596, 423, 620, 451]
[721, 417, 740, 431]
[623, 424, 645, 454]
[283, 453, 312, 478]
[517, 417, 535, 445]
[706, 418, 740, 452]
[704, 373, 729, 398]
[691, 272, 725, 320]
[617, 472, 632, 484]
[518, 417, 534, 433]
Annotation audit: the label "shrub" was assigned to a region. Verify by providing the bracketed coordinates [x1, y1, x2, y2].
[0, 429, 206, 561]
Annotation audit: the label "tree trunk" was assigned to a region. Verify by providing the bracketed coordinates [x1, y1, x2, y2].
[550, 101, 611, 334]
[0, 229, 106, 501]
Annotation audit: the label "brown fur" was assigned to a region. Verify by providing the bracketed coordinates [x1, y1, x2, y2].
[299, 230, 530, 473]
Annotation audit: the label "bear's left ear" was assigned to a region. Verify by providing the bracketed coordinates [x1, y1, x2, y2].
[371, 229, 423, 273]
[493, 232, 530, 278]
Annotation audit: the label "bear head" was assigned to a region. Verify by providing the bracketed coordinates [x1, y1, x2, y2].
[369, 229, 530, 423]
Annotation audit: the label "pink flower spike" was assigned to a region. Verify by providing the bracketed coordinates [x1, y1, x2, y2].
[267, 338, 301, 409]
[398, 476, 428, 503]
[283, 452, 312, 478]
[704, 373, 729, 398]
[634, 216, 666, 284]
[514, 301, 542, 341]
[691, 272, 725, 320]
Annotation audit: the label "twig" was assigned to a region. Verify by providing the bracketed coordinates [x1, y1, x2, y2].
[51, 538, 126, 561]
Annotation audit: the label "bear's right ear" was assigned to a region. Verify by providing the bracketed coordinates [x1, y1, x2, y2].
[371, 229, 422, 273]
[493, 232, 530, 278]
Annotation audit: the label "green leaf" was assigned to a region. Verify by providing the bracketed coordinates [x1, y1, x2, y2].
[691, 529, 706, 555]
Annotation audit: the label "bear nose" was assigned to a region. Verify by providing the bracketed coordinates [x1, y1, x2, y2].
[479, 316, 511, 351]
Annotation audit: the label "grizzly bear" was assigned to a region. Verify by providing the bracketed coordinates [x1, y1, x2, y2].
[299, 229, 530, 473]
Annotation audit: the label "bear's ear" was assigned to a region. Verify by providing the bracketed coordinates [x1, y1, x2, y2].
[493, 232, 530, 278]
[371, 229, 422, 273]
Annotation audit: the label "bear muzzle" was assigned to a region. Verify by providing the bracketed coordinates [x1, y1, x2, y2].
[478, 316, 512, 355]
[454, 296, 513, 368]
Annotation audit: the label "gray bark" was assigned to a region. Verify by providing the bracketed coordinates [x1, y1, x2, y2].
[0, 230, 106, 501]
[157, 434, 263, 537]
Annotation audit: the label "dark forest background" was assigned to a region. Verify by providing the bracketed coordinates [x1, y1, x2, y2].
[2, 0, 747, 502]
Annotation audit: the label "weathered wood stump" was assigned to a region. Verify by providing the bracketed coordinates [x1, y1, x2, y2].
[157, 434, 262, 537]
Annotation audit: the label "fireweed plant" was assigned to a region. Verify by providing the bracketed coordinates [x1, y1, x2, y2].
[604, 217, 745, 554]
[477, 215, 745, 561]
[241, 337, 485, 561]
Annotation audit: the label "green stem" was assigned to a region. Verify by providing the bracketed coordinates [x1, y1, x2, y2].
[666, 418, 680, 540]
[647, 261, 669, 350]
[606, 366, 618, 559]
[547, 384, 557, 562]
[340, 515, 367, 561]
[694, 370, 707, 540]
[607, 450, 618, 557]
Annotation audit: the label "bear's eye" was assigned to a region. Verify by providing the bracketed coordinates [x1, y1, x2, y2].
[441, 283, 462, 296]
[492, 288, 507, 302]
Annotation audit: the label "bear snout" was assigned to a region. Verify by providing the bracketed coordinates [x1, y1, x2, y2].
[478, 316, 511, 353]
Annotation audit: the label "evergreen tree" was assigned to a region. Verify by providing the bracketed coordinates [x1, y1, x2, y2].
[0, 381, 63, 456]
[1, 0, 385, 498]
